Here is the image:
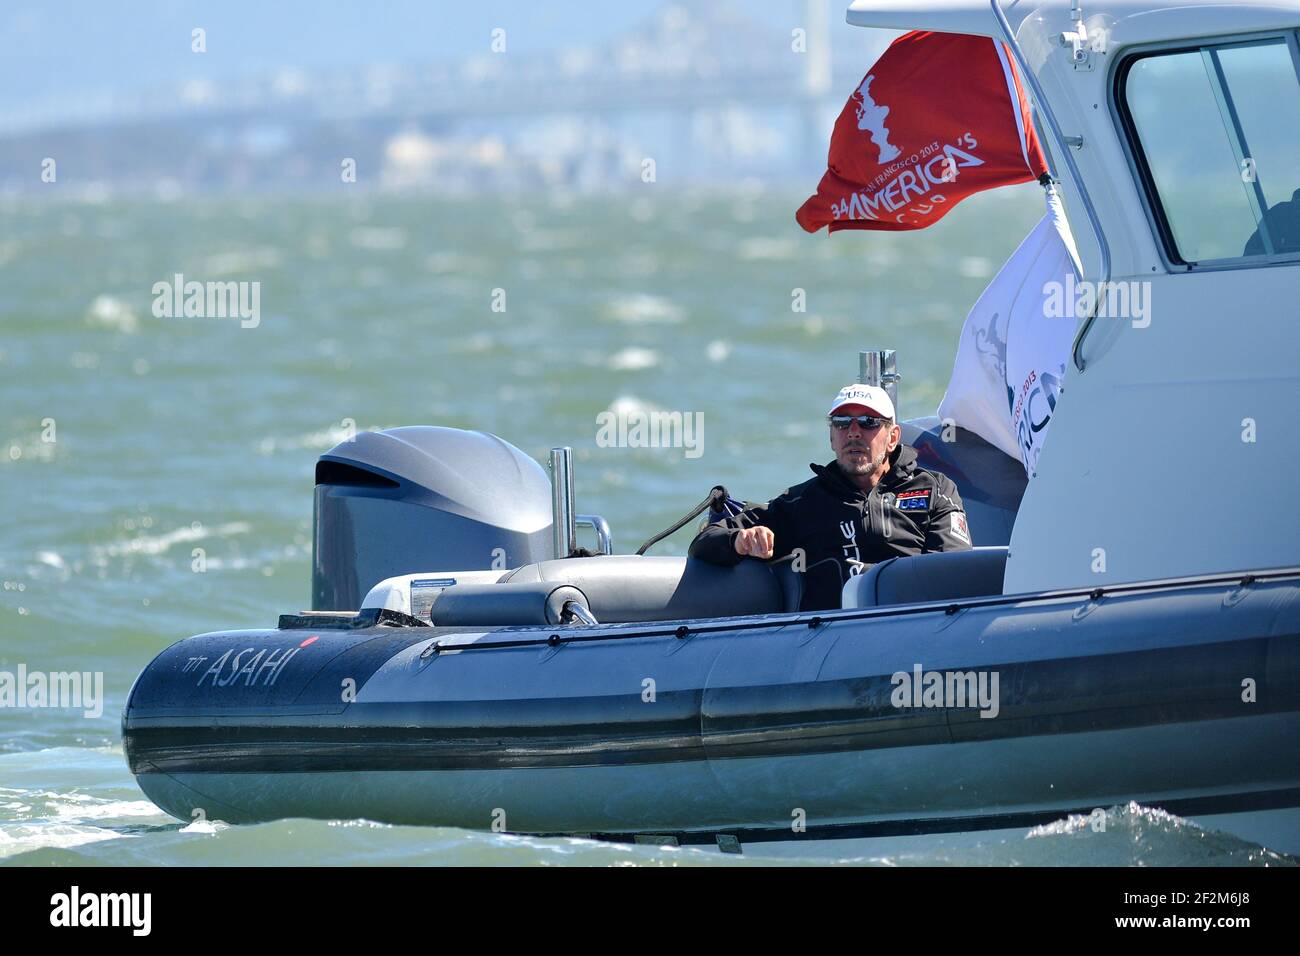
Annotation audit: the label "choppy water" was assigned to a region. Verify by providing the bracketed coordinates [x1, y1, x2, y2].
[1, 188, 1290, 865]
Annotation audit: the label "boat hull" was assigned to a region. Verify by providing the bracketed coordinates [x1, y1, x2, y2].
[124, 571, 1300, 856]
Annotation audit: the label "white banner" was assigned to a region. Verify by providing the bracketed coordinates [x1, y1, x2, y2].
[937, 185, 1081, 476]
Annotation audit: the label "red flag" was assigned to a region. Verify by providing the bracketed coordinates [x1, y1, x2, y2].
[797, 31, 1048, 233]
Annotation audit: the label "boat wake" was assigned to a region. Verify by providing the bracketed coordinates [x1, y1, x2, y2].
[2, 770, 1292, 867]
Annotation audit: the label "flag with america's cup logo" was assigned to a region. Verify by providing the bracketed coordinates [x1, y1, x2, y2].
[797, 31, 1048, 234]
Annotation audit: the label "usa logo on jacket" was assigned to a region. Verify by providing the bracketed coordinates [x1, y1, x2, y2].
[896, 490, 930, 511]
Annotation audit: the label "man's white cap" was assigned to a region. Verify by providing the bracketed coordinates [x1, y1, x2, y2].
[827, 383, 895, 420]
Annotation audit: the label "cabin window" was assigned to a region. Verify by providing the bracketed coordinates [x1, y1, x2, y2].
[1121, 36, 1300, 266]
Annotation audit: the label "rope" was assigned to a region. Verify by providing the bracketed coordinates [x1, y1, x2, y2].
[635, 486, 733, 555]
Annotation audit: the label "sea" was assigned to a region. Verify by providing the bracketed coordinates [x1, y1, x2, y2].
[0, 184, 1291, 865]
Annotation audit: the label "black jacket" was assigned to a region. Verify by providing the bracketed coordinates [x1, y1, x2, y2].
[688, 444, 972, 611]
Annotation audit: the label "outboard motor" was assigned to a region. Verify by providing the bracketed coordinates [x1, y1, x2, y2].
[312, 426, 553, 610]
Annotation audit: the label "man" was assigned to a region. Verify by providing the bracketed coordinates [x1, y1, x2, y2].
[689, 383, 972, 611]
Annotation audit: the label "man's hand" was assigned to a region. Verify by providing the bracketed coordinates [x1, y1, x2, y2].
[734, 526, 775, 559]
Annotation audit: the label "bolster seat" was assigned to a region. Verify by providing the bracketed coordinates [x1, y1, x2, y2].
[841, 547, 1009, 609]
[502, 554, 787, 623]
[430, 582, 592, 627]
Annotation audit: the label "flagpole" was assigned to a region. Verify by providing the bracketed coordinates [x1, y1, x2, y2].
[988, 0, 1111, 373]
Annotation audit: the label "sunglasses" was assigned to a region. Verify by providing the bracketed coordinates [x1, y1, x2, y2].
[828, 414, 889, 430]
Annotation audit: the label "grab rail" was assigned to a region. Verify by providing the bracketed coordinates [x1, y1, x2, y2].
[989, 0, 1112, 372]
[575, 514, 613, 556]
[423, 567, 1296, 654]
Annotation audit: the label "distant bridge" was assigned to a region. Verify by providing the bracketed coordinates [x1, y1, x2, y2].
[0, 1, 893, 191]
[2, 1, 884, 136]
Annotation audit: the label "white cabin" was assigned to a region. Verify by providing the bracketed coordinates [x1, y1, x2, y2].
[847, 0, 1300, 592]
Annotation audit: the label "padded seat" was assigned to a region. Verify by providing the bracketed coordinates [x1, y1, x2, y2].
[841, 547, 1009, 609]
[502, 554, 788, 623]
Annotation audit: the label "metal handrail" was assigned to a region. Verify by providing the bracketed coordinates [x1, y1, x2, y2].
[989, 0, 1112, 372]
[561, 600, 600, 626]
[575, 514, 614, 555]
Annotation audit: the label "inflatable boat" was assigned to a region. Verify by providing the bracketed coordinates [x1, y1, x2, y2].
[124, 0, 1300, 857]
[122, 421, 1300, 856]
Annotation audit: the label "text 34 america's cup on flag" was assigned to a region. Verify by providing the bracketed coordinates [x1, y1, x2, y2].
[797, 31, 1048, 233]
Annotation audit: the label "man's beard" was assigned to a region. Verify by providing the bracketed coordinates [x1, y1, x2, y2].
[840, 443, 887, 475]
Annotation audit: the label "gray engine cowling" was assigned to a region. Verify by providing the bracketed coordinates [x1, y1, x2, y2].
[312, 426, 553, 610]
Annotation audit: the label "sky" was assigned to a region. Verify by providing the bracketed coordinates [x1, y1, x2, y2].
[0, 1, 818, 113]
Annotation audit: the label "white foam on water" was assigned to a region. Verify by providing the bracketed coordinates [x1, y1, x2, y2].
[425, 252, 487, 274]
[958, 256, 995, 279]
[451, 333, 495, 354]
[0, 823, 124, 858]
[35, 551, 66, 570]
[49, 797, 163, 823]
[604, 293, 683, 325]
[517, 229, 585, 252]
[350, 227, 408, 251]
[91, 521, 252, 559]
[738, 237, 798, 261]
[327, 819, 392, 830]
[3, 435, 56, 464]
[1026, 801, 1188, 840]
[257, 424, 368, 455]
[0, 777, 171, 860]
[606, 347, 660, 371]
[85, 294, 139, 333]
[603, 394, 666, 417]
[201, 248, 283, 275]
[179, 818, 232, 835]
